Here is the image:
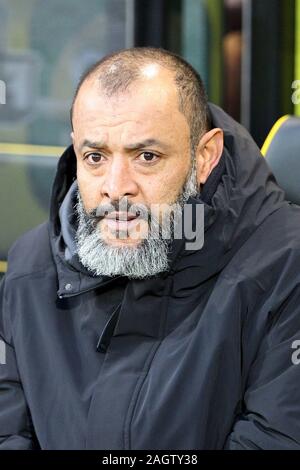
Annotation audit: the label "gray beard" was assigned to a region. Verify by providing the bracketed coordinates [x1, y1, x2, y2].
[75, 158, 198, 279]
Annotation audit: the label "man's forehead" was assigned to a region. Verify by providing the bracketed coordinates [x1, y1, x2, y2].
[71, 67, 190, 143]
[73, 69, 179, 117]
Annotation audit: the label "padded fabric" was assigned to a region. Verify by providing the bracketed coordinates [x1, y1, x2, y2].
[264, 116, 300, 205]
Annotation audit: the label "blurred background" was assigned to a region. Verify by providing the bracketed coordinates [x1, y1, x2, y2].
[0, 0, 299, 272]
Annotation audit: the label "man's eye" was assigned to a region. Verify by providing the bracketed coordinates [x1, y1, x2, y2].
[85, 153, 103, 164]
[139, 152, 158, 162]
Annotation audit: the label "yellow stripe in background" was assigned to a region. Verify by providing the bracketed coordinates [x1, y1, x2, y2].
[0, 142, 64, 157]
[295, 0, 300, 116]
[0, 261, 7, 273]
[261, 115, 290, 156]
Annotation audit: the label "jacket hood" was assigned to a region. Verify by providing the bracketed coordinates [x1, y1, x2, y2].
[48, 103, 286, 297]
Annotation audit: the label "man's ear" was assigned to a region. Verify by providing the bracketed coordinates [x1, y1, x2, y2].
[70, 131, 75, 146]
[195, 128, 224, 186]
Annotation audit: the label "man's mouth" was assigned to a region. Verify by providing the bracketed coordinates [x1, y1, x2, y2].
[105, 212, 139, 221]
[102, 212, 144, 236]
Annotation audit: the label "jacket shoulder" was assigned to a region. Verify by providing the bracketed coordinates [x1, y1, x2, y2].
[6, 221, 55, 280]
[224, 203, 300, 289]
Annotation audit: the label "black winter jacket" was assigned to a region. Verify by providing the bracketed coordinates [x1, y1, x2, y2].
[1, 104, 300, 450]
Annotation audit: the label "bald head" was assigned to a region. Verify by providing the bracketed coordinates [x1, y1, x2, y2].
[71, 47, 210, 151]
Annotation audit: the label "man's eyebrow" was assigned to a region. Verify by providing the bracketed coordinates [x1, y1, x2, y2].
[80, 139, 106, 150]
[80, 138, 169, 152]
[124, 139, 169, 151]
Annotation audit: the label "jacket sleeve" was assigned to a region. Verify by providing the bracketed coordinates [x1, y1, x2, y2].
[225, 284, 300, 450]
[0, 276, 38, 449]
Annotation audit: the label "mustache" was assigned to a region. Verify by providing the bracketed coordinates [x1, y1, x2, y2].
[85, 199, 150, 222]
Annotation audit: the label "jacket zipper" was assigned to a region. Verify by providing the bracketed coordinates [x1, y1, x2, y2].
[57, 276, 123, 299]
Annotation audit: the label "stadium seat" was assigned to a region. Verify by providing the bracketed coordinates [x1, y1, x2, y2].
[262, 115, 300, 205]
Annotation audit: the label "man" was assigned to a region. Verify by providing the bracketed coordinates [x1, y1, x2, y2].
[1, 47, 300, 450]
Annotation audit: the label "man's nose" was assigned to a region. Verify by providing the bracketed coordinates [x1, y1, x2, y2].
[101, 156, 139, 200]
